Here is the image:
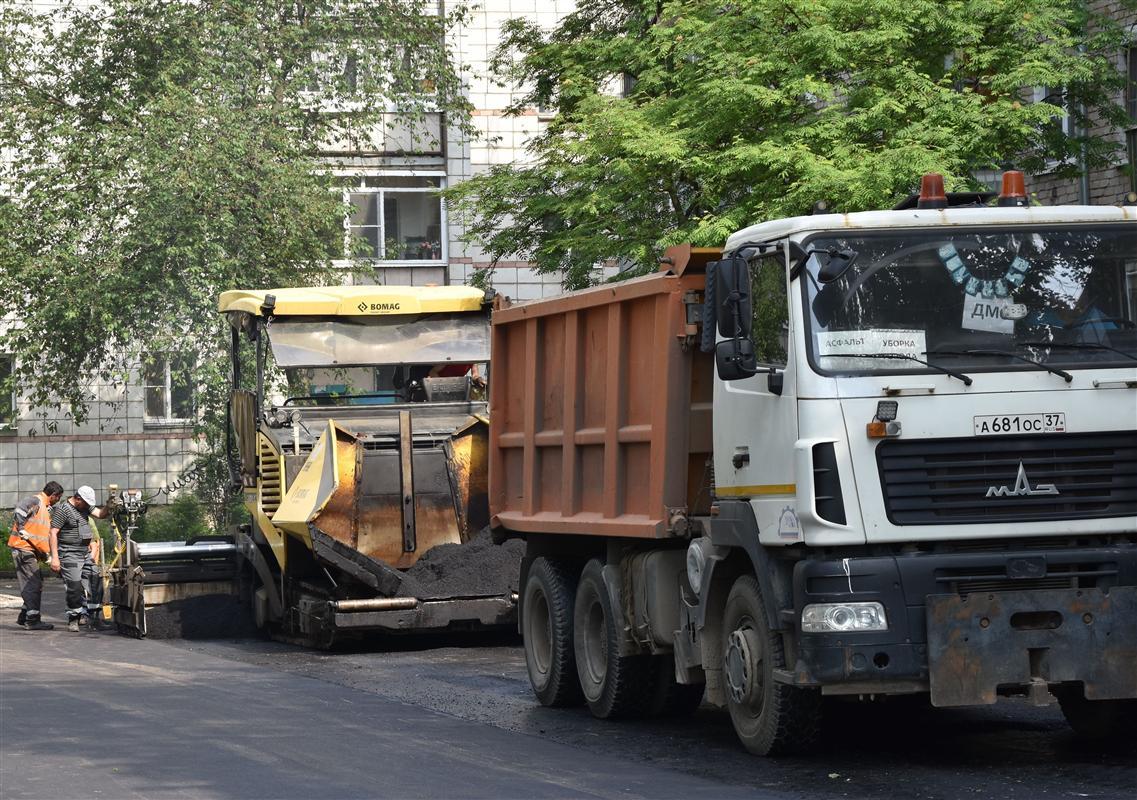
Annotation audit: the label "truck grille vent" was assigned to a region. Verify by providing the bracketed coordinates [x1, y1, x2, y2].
[812, 443, 847, 525]
[259, 438, 282, 518]
[877, 431, 1137, 525]
[934, 561, 1119, 595]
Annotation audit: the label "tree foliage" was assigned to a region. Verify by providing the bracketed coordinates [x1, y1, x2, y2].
[447, 0, 1132, 288]
[0, 0, 471, 508]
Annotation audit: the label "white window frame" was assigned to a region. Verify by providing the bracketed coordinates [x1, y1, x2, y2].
[0, 353, 14, 430]
[1126, 43, 1137, 194]
[143, 356, 194, 426]
[1032, 85, 1076, 174]
[332, 170, 448, 267]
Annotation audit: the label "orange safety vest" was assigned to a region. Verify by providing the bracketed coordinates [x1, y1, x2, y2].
[8, 492, 53, 557]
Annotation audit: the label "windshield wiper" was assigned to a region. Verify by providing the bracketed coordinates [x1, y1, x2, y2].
[1018, 341, 1137, 363]
[825, 353, 973, 386]
[929, 348, 1073, 383]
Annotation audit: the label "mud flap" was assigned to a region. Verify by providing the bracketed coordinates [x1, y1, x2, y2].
[926, 587, 1137, 707]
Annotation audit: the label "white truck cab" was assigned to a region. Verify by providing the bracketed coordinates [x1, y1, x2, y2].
[695, 175, 1136, 751]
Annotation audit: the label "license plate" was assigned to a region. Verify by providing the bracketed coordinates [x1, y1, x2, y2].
[973, 413, 1065, 435]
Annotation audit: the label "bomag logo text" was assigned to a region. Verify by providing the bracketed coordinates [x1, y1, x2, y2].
[357, 302, 401, 312]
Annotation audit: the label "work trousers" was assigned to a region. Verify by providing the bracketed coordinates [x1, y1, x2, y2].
[58, 546, 88, 620]
[82, 556, 104, 614]
[11, 548, 44, 616]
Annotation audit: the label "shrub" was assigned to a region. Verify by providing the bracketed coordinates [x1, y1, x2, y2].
[134, 494, 212, 543]
[0, 511, 12, 572]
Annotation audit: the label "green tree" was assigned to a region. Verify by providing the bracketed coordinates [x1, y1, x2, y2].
[447, 0, 1131, 289]
[0, 0, 472, 519]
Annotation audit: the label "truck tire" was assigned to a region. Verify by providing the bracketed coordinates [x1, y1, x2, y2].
[523, 557, 583, 707]
[646, 655, 705, 718]
[722, 575, 821, 756]
[1057, 689, 1137, 740]
[573, 559, 653, 719]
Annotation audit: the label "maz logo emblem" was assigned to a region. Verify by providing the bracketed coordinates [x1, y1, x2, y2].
[985, 462, 1059, 498]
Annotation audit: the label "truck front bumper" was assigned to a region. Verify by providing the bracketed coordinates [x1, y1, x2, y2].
[789, 543, 1137, 703]
[925, 586, 1136, 706]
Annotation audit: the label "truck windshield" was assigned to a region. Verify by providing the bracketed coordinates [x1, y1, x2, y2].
[267, 313, 490, 368]
[802, 224, 1137, 377]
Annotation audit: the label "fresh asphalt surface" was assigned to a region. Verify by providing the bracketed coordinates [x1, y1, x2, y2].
[1, 581, 1134, 800]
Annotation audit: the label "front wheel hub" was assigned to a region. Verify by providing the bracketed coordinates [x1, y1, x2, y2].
[725, 627, 763, 706]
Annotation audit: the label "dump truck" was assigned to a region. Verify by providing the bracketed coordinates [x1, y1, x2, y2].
[113, 285, 519, 645]
[491, 173, 1137, 754]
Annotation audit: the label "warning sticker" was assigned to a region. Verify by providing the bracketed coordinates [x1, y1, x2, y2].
[962, 294, 1014, 335]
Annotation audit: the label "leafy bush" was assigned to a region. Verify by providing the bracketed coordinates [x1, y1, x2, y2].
[0, 511, 12, 572]
[134, 494, 212, 543]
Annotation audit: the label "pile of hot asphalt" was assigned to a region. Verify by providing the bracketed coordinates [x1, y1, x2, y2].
[396, 529, 525, 600]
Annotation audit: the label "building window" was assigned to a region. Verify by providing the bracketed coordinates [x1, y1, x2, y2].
[1127, 46, 1137, 122]
[1127, 46, 1137, 193]
[1034, 86, 1075, 139]
[0, 354, 14, 429]
[143, 355, 194, 424]
[341, 174, 446, 263]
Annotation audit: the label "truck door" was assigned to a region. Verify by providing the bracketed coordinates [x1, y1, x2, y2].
[713, 255, 802, 544]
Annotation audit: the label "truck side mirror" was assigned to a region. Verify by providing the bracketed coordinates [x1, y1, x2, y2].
[715, 338, 757, 381]
[714, 257, 752, 339]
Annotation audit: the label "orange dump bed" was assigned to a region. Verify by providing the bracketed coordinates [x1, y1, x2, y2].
[489, 247, 716, 539]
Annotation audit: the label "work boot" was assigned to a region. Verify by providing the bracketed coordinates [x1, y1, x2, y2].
[25, 618, 54, 631]
[67, 618, 80, 633]
[16, 609, 27, 628]
[78, 613, 90, 630]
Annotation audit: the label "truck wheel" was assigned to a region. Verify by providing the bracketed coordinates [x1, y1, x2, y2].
[722, 575, 821, 756]
[1057, 689, 1137, 740]
[523, 557, 583, 707]
[646, 655, 705, 718]
[573, 559, 652, 719]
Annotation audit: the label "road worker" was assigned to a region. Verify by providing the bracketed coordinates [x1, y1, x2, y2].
[8, 480, 64, 630]
[49, 485, 112, 632]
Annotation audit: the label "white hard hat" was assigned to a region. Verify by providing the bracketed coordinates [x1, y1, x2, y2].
[76, 485, 97, 507]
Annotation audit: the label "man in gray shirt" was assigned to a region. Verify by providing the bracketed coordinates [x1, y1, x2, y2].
[50, 485, 112, 632]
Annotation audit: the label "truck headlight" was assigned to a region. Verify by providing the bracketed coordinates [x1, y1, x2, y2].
[801, 602, 888, 633]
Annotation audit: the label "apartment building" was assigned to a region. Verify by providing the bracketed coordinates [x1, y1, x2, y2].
[3, 1, 1133, 508]
[1030, 2, 1136, 204]
[0, 0, 577, 508]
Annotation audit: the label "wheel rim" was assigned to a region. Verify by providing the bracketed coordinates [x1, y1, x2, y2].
[724, 618, 764, 712]
[527, 588, 552, 677]
[581, 597, 608, 689]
